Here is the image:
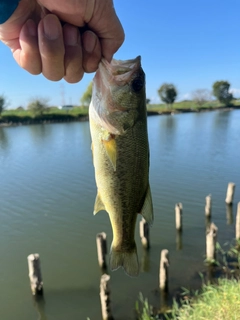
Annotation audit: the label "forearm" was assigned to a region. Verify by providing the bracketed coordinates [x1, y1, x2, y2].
[0, 0, 20, 24]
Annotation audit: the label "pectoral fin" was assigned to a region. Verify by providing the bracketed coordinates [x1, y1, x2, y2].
[93, 193, 105, 215]
[141, 184, 154, 225]
[102, 135, 117, 171]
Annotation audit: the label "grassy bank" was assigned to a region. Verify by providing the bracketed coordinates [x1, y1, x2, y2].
[165, 278, 240, 320]
[0, 107, 89, 125]
[1, 100, 240, 126]
[136, 279, 240, 320]
[136, 241, 240, 320]
[147, 99, 240, 114]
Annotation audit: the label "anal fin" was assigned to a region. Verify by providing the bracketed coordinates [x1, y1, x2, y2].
[93, 193, 105, 215]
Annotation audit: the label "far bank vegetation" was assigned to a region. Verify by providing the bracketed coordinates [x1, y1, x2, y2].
[1, 80, 240, 125]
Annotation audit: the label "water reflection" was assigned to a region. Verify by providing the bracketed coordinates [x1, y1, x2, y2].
[0, 127, 8, 149]
[206, 264, 216, 284]
[176, 231, 182, 250]
[33, 296, 48, 320]
[29, 124, 52, 142]
[158, 115, 176, 145]
[214, 109, 232, 127]
[140, 248, 150, 272]
[161, 115, 176, 130]
[159, 290, 168, 314]
[226, 204, 233, 225]
[211, 111, 230, 151]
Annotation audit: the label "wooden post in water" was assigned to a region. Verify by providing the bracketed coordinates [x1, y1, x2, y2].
[159, 249, 169, 292]
[100, 274, 113, 320]
[96, 233, 107, 270]
[27, 254, 43, 296]
[236, 202, 240, 241]
[139, 218, 150, 249]
[175, 203, 182, 231]
[205, 194, 212, 218]
[206, 223, 218, 262]
[225, 182, 235, 205]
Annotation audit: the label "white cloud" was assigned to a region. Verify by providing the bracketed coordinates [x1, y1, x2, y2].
[179, 93, 191, 101]
[229, 88, 240, 97]
[149, 96, 160, 104]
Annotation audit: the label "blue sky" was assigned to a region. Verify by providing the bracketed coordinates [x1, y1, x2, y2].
[0, 0, 240, 108]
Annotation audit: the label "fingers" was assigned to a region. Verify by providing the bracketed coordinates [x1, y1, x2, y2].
[99, 14, 125, 62]
[13, 14, 100, 83]
[100, 20, 125, 62]
[63, 24, 84, 83]
[88, 0, 125, 62]
[82, 30, 101, 73]
[38, 16, 98, 82]
[13, 19, 42, 75]
[1, 0, 125, 84]
[38, 14, 65, 81]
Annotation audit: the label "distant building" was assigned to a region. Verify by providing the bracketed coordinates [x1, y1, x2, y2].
[58, 105, 74, 110]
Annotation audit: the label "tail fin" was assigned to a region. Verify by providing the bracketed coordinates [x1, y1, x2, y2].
[110, 244, 139, 277]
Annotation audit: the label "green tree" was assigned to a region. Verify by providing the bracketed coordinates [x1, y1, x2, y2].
[146, 98, 151, 104]
[80, 82, 92, 107]
[0, 95, 7, 116]
[27, 98, 48, 116]
[212, 81, 233, 106]
[158, 83, 177, 106]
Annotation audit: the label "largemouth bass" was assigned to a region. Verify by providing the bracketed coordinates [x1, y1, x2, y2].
[89, 56, 153, 277]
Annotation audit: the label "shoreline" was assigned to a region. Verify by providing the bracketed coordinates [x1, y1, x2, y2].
[148, 104, 240, 115]
[1, 105, 239, 127]
[0, 115, 89, 127]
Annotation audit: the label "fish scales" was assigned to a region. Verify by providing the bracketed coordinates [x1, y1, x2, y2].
[89, 56, 153, 276]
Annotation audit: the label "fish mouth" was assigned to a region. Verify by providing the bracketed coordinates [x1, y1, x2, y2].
[99, 56, 142, 85]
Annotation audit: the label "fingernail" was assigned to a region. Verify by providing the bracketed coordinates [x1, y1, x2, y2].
[26, 19, 37, 37]
[64, 26, 79, 46]
[43, 15, 60, 40]
[83, 31, 97, 53]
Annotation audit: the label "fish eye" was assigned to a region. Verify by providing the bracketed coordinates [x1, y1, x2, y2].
[131, 77, 144, 92]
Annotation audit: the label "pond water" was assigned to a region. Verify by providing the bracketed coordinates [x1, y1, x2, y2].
[0, 110, 239, 320]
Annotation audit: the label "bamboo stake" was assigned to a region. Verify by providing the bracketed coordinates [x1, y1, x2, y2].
[175, 203, 182, 231]
[27, 254, 43, 296]
[139, 218, 150, 249]
[96, 233, 107, 269]
[206, 223, 218, 262]
[205, 194, 212, 217]
[100, 274, 113, 320]
[159, 249, 169, 292]
[225, 182, 235, 204]
[236, 202, 240, 240]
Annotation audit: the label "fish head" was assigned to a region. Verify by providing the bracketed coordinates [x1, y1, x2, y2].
[90, 56, 146, 135]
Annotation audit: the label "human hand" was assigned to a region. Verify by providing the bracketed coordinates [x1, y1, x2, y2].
[0, 0, 124, 83]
